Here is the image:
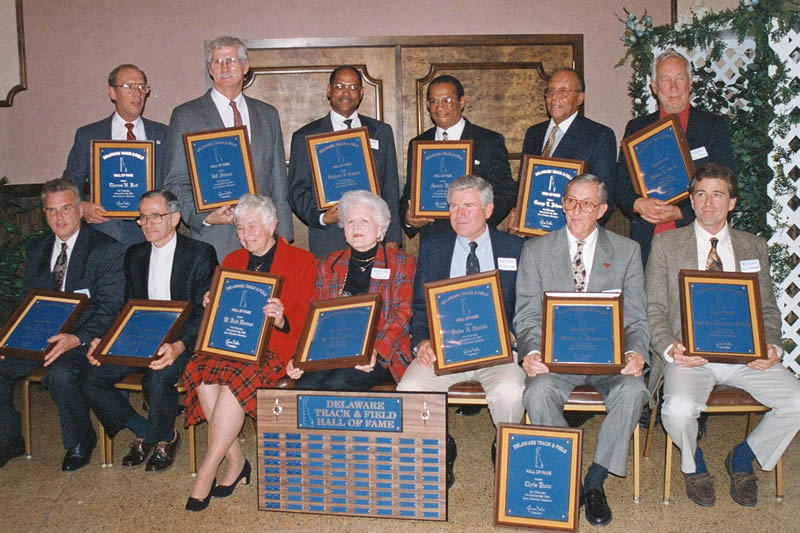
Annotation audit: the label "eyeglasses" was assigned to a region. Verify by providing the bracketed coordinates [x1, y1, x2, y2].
[427, 96, 458, 106]
[563, 197, 600, 212]
[209, 57, 242, 67]
[332, 82, 362, 91]
[136, 212, 176, 225]
[544, 87, 582, 98]
[112, 83, 151, 94]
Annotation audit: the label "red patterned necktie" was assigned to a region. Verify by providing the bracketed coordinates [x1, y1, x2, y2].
[125, 123, 136, 140]
[230, 101, 242, 127]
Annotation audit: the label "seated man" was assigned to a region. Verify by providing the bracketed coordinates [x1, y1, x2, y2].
[397, 175, 526, 486]
[0, 178, 125, 470]
[514, 174, 649, 527]
[84, 190, 217, 472]
[647, 163, 800, 507]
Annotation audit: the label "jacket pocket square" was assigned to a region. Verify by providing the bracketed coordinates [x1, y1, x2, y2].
[474, 159, 480, 166]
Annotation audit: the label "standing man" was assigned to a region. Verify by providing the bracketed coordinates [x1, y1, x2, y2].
[515, 174, 649, 527]
[84, 190, 217, 472]
[163, 35, 292, 262]
[63, 64, 168, 247]
[647, 163, 800, 508]
[397, 176, 526, 486]
[288, 65, 402, 257]
[400, 75, 516, 240]
[0, 179, 125, 470]
[615, 48, 737, 265]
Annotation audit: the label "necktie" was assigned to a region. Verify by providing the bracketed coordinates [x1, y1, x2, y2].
[466, 241, 480, 275]
[572, 240, 586, 292]
[52, 242, 68, 291]
[125, 123, 136, 140]
[706, 237, 723, 271]
[343, 118, 353, 129]
[230, 101, 242, 127]
[442, 131, 448, 141]
[541, 126, 558, 157]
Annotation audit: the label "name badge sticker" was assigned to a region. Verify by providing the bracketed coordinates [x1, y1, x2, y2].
[474, 159, 481, 166]
[371, 267, 390, 279]
[498, 257, 517, 271]
[75, 288, 91, 297]
[369, 139, 379, 150]
[740, 259, 760, 273]
[690, 146, 709, 160]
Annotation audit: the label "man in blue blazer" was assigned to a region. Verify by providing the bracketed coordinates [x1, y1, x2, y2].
[163, 36, 293, 262]
[84, 190, 217, 472]
[397, 176, 526, 486]
[0, 179, 125, 471]
[288, 65, 402, 257]
[63, 64, 168, 247]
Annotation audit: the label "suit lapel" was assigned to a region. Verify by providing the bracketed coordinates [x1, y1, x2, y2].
[551, 228, 574, 290]
[554, 117, 581, 159]
[35, 234, 56, 287]
[461, 120, 473, 141]
[201, 91, 226, 130]
[168, 234, 187, 298]
[64, 225, 90, 291]
[587, 227, 612, 292]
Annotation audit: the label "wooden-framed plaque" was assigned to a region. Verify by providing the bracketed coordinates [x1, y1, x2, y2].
[679, 269, 767, 363]
[183, 126, 257, 212]
[294, 293, 384, 372]
[305, 127, 380, 210]
[410, 140, 474, 218]
[0, 289, 88, 361]
[425, 271, 513, 375]
[195, 266, 283, 365]
[541, 292, 625, 374]
[513, 155, 585, 236]
[621, 114, 694, 205]
[91, 140, 155, 218]
[93, 299, 191, 367]
[494, 423, 582, 531]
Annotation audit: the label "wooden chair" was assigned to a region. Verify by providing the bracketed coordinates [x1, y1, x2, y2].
[21, 367, 47, 458]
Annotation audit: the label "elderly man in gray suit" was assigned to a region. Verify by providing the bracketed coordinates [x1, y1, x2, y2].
[515, 174, 649, 527]
[163, 35, 292, 261]
[647, 163, 800, 508]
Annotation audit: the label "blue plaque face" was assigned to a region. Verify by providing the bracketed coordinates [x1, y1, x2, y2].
[191, 136, 251, 204]
[435, 283, 503, 365]
[306, 306, 372, 361]
[313, 137, 373, 203]
[632, 124, 690, 201]
[297, 395, 403, 432]
[97, 147, 149, 212]
[689, 282, 755, 353]
[207, 278, 274, 355]
[3, 300, 77, 351]
[107, 310, 180, 357]
[522, 165, 580, 233]
[418, 148, 468, 212]
[551, 305, 615, 364]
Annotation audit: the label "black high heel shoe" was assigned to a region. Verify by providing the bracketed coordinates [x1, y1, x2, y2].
[212, 459, 251, 498]
[185, 478, 216, 511]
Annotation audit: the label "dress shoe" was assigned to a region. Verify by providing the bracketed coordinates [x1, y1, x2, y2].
[583, 487, 612, 527]
[212, 459, 251, 498]
[0, 435, 25, 468]
[122, 438, 152, 468]
[146, 433, 180, 472]
[683, 472, 716, 507]
[446, 434, 457, 463]
[62, 438, 96, 472]
[564, 412, 594, 427]
[186, 479, 216, 512]
[725, 450, 758, 506]
[455, 405, 482, 416]
[446, 462, 455, 489]
[491, 437, 497, 467]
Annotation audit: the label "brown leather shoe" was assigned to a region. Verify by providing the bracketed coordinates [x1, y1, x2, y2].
[725, 451, 758, 506]
[145, 434, 179, 472]
[122, 438, 152, 467]
[684, 472, 716, 507]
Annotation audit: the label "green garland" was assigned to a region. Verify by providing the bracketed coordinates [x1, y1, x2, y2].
[617, 0, 800, 284]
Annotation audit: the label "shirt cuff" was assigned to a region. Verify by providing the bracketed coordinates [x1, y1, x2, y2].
[202, 217, 210, 227]
[275, 315, 290, 334]
[319, 213, 327, 226]
[663, 345, 674, 364]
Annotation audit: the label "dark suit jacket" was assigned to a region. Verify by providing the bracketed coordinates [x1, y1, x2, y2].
[24, 222, 126, 345]
[399, 119, 515, 238]
[287, 113, 401, 257]
[124, 233, 218, 352]
[614, 107, 737, 264]
[521, 115, 617, 220]
[410, 227, 524, 346]
[162, 90, 292, 261]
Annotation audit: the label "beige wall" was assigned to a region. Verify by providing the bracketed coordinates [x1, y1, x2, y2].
[0, 0, 669, 184]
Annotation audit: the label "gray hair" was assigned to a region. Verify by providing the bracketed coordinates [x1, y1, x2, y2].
[336, 190, 391, 239]
[564, 174, 608, 206]
[140, 189, 180, 214]
[447, 175, 493, 207]
[41, 178, 81, 205]
[233, 193, 276, 229]
[205, 35, 248, 64]
[652, 48, 692, 82]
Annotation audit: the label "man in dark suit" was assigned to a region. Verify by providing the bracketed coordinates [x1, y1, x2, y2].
[288, 65, 402, 257]
[397, 176, 526, 486]
[515, 174, 649, 527]
[647, 163, 800, 508]
[615, 48, 737, 265]
[399, 75, 516, 239]
[163, 36, 292, 262]
[84, 190, 217, 472]
[0, 179, 125, 471]
[63, 64, 168, 246]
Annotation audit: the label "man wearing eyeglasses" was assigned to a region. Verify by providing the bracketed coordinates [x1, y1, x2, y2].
[83, 189, 217, 472]
[163, 35, 292, 262]
[515, 174, 649, 527]
[288, 65, 402, 257]
[63, 64, 168, 247]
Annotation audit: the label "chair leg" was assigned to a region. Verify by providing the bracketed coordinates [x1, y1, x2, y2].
[776, 456, 784, 501]
[746, 413, 756, 435]
[103, 427, 113, 467]
[633, 424, 640, 503]
[22, 378, 32, 458]
[644, 402, 658, 458]
[188, 424, 196, 476]
[664, 434, 673, 504]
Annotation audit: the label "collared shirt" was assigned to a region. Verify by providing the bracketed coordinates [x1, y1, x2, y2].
[542, 111, 578, 155]
[566, 225, 598, 287]
[210, 88, 250, 137]
[694, 221, 734, 271]
[50, 228, 81, 290]
[450, 225, 494, 278]
[330, 110, 362, 131]
[111, 113, 145, 140]
[147, 232, 177, 300]
[659, 104, 690, 133]
[435, 118, 466, 141]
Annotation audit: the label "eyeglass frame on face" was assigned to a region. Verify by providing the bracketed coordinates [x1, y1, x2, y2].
[136, 211, 177, 225]
[427, 96, 459, 107]
[562, 196, 600, 213]
[209, 57, 243, 67]
[331, 82, 362, 91]
[543, 87, 582, 98]
[111, 83, 151, 94]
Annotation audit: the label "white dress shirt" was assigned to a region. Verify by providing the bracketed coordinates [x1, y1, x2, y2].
[330, 109, 362, 131]
[542, 111, 578, 155]
[111, 113, 145, 140]
[450, 225, 494, 277]
[50, 228, 81, 290]
[435, 118, 466, 141]
[210, 88, 250, 136]
[147, 232, 177, 300]
[693, 221, 734, 272]
[566, 225, 598, 287]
